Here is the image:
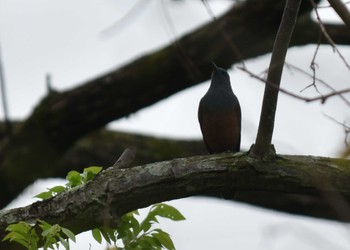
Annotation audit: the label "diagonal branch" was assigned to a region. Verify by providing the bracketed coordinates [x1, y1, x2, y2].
[327, 0, 350, 29]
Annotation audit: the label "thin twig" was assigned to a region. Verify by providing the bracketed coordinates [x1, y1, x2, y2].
[302, 33, 322, 95]
[0, 42, 11, 136]
[101, 0, 151, 37]
[238, 66, 350, 104]
[159, 0, 203, 81]
[285, 62, 350, 106]
[310, 0, 350, 69]
[323, 112, 350, 147]
[201, 0, 246, 68]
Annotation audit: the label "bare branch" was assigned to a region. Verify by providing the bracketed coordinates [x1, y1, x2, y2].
[101, 0, 151, 36]
[301, 34, 322, 94]
[300, 87, 350, 103]
[323, 113, 350, 147]
[310, 0, 350, 69]
[285, 62, 350, 106]
[238, 66, 350, 104]
[201, 0, 246, 68]
[0, 42, 11, 136]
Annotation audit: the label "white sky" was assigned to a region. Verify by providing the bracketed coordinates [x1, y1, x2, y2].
[1, 0, 350, 249]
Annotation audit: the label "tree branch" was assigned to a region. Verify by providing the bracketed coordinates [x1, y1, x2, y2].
[1, 152, 350, 246]
[252, 0, 302, 158]
[311, 0, 350, 69]
[327, 0, 350, 29]
[0, 42, 11, 136]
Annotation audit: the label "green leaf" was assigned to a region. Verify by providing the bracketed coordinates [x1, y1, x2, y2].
[5, 221, 32, 235]
[34, 186, 66, 200]
[42, 224, 61, 238]
[6, 238, 29, 248]
[138, 235, 161, 249]
[59, 236, 69, 250]
[114, 204, 183, 249]
[99, 227, 116, 245]
[3, 231, 28, 245]
[151, 204, 186, 221]
[84, 166, 102, 175]
[66, 171, 82, 187]
[62, 227, 76, 242]
[129, 215, 141, 235]
[28, 233, 39, 250]
[107, 227, 117, 243]
[49, 185, 66, 194]
[38, 220, 52, 231]
[118, 212, 137, 239]
[3, 222, 40, 249]
[152, 229, 175, 250]
[34, 191, 53, 200]
[100, 231, 111, 245]
[131, 210, 140, 216]
[140, 214, 158, 233]
[91, 228, 102, 244]
[82, 166, 102, 183]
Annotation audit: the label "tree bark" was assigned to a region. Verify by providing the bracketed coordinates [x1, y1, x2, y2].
[1, 152, 349, 249]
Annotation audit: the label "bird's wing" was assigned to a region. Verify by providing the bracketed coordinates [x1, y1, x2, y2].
[198, 99, 213, 153]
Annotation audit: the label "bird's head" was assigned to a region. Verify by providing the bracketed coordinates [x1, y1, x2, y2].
[211, 62, 231, 87]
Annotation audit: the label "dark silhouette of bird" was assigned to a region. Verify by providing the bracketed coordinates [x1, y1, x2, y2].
[198, 63, 241, 153]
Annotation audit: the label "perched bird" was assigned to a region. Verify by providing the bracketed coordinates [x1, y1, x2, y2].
[198, 63, 241, 153]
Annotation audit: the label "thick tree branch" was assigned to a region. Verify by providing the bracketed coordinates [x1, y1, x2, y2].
[1, 152, 350, 247]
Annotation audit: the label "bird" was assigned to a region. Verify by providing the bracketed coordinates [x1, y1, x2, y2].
[198, 63, 241, 154]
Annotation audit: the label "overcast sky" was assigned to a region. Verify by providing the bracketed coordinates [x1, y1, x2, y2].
[1, 0, 350, 249]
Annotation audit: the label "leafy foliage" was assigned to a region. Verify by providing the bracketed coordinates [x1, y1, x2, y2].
[3, 220, 75, 250]
[3, 166, 101, 249]
[92, 203, 185, 250]
[35, 166, 103, 200]
[38, 220, 76, 249]
[4, 166, 185, 249]
[2, 221, 39, 250]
